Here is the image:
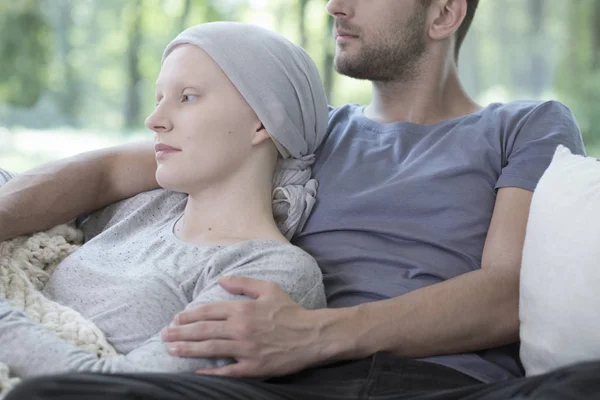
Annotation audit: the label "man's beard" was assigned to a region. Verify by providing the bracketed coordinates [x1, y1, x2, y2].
[334, 8, 428, 82]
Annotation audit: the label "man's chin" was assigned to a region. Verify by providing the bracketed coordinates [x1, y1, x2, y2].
[334, 62, 372, 81]
[334, 56, 356, 76]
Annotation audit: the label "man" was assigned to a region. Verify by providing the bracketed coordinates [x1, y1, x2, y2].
[2, 0, 599, 399]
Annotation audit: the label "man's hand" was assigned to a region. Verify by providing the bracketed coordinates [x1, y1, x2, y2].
[161, 276, 342, 378]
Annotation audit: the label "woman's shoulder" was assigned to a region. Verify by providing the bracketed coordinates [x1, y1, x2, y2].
[222, 239, 317, 265]
[209, 239, 321, 278]
[212, 239, 325, 306]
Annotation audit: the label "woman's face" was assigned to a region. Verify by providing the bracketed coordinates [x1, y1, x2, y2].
[146, 44, 265, 193]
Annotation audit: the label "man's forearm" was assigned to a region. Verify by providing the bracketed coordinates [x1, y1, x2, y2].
[0, 156, 105, 241]
[319, 268, 519, 361]
[0, 141, 158, 242]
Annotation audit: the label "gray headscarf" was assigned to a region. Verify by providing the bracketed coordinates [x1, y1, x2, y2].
[162, 22, 329, 239]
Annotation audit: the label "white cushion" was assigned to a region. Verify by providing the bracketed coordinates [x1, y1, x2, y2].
[519, 145, 600, 376]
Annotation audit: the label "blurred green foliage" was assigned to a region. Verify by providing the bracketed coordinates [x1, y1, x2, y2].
[0, 0, 52, 108]
[0, 0, 599, 154]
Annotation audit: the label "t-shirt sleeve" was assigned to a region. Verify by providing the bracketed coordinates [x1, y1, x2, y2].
[193, 243, 326, 310]
[495, 101, 586, 191]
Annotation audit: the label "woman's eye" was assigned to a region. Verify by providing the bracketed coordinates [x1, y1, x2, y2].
[182, 94, 197, 102]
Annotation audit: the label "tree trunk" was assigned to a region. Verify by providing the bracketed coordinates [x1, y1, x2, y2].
[322, 12, 335, 102]
[123, 0, 143, 129]
[298, 0, 309, 48]
[527, 0, 546, 97]
[56, 0, 79, 125]
[274, 1, 286, 34]
[592, 0, 600, 68]
[177, 0, 192, 34]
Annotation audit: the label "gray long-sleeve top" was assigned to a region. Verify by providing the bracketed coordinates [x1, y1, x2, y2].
[0, 187, 326, 378]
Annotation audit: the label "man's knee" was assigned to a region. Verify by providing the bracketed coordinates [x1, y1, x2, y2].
[4, 373, 277, 400]
[5, 375, 71, 400]
[520, 360, 600, 399]
[5, 373, 152, 400]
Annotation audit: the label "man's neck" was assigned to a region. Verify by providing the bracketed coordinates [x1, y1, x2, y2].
[364, 56, 481, 126]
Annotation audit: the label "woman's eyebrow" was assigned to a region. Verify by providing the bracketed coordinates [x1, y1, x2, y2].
[154, 80, 202, 91]
[182, 86, 201, 91]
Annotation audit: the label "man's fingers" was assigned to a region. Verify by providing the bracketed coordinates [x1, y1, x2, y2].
[174, 304, 231, 325]
[166, 339, 246, 359]
[161, 321, 231, 342]
[219, 276, 282, 299]
[196, 361, 259, 378]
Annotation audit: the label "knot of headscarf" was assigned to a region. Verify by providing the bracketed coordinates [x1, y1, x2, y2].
[162, 22, 329, 239]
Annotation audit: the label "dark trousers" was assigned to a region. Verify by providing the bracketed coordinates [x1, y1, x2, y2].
[6, 352, 600, 400]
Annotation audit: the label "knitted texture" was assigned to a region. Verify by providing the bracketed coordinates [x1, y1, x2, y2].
[0, 223, 117, 397]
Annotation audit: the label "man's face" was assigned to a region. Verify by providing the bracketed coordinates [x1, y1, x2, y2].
[326, 0, 429, 82]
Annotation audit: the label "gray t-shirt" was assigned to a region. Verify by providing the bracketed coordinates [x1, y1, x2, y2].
[292, 100, 585, 383]
[0, 187, 325, 378]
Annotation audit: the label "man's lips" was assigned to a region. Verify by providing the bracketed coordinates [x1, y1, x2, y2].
[335, 30, 358, 42]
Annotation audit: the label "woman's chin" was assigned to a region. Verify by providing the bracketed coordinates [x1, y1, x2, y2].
[159, 184, 188, 194]
[156, 173, 184, 193]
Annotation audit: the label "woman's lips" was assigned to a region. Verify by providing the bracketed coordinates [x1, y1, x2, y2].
[155, 143, 181, 159]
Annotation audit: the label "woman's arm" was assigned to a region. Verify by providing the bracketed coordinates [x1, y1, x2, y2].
[0, 300, 217, 378]
[0, 244, 324, 378]
[0, 141, 158, 242]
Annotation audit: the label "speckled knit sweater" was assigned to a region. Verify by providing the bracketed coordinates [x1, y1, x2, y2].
[0, 180, 325, 379]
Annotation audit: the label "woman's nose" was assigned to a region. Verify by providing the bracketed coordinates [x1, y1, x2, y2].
[145, 105, 173, 133]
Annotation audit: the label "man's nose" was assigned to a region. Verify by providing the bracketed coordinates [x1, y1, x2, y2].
[326, 0, 352, 18]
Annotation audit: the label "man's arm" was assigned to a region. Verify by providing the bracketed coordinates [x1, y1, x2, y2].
[339, 187, 530, 358]
[0, 141, 158, 241]
[161, 187, 531, 377]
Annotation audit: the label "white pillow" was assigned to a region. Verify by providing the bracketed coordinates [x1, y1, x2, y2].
[519, 145, 600, 376]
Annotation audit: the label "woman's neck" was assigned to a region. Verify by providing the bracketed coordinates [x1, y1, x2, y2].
[174, 175, 286, 247]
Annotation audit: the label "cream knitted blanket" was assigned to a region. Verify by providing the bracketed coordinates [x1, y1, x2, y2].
[0, 223, 117, 397]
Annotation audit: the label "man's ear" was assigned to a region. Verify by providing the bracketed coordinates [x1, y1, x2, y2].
[428, 0, 466, 41]
[251, 123, 271, 146]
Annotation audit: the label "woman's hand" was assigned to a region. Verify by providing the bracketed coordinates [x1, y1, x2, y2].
[161, 276, 347, 378]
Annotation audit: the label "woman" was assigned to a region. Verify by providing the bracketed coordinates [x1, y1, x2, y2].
[0, 21, 329, 377]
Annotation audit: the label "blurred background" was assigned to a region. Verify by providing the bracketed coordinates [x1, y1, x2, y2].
[1, 0, 599, 171]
